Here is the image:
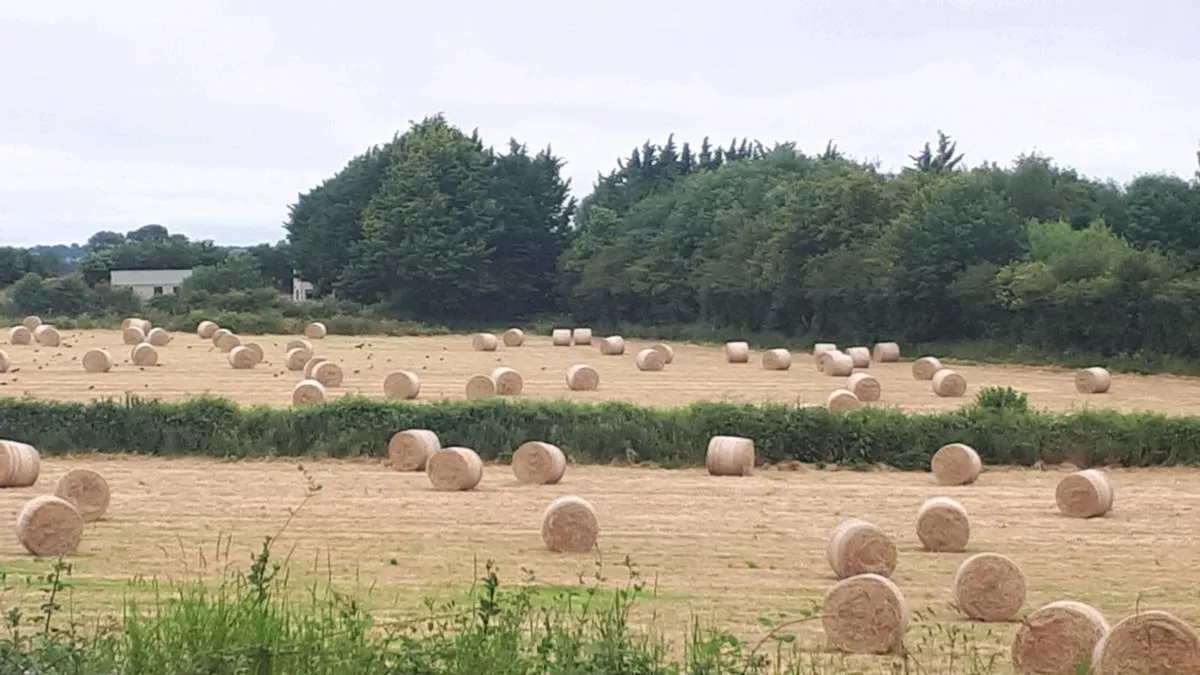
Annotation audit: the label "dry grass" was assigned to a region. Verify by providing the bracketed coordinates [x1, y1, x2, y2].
[1, 330, 1199, 413]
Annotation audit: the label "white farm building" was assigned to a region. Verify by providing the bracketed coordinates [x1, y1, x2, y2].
[109, 269, 193, 298]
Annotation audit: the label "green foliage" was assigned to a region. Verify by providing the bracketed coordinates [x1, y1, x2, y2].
[971, 386, 1029, 414]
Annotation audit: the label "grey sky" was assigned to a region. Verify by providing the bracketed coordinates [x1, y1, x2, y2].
[1, 0, 1196, 247]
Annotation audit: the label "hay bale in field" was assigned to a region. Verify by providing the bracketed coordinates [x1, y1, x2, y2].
[0, 350, 8, 373]
[215, 332, 241, 353]
[131, 343, 158, 367]
[383, 370, 421, 399]
[210, 328, 231, 346]
[847, 372, 881, 402]
[551, 329, 572, 346]
[242, 342, 264, 364]
[286, 338, 312, 352]
[827, 518, 898, 579]
[312, 361, 344, 387]
[502, 328, 525, 347]
[822, 573, 909, 655]
[9, 326, 31, 345]
[512, 441, 567, 484]
[54, 468, 110, 522]
[426, 447, 484, 491]
[826, 388, 860, 413]
[954, 552, 1026, 621]
[122, 326, 146, 345]
[304, 322, 327, 339]
[598, 336, 624, 355]
[932, 369, 967, 397]
[472, 332, 499, 351]
[916, 497, 969, 552]
[635, 348, 665, 371]
[291, 379, 325, 405]
[541, 495, 598, 553]
[82, 348, 113, 373]
[21, 315, 41, 331]
[762, 348, 791, 370]
[565, 364, 599, 391]
[873, 342, 901, 362]
[33, 325, 60, 347]
[285, 347, 313, 371]
[724, 341, 750, 363]
[196, 320, 219, 339]
[1055, 469, 1113, 518]
[1091, 610, 1200, 674]
[705, 435, 755, 476]
[387, 429, 440, 471]
[1011, 600, 1109, 675]
[650, 343, 674, 363]
[931, 443, 982, 485]
[818, 350, 854, 376]
[572, 328, 593, 346]
[1075, 367, 1111, 394]
[228, 345, 257, 369]
[465, 374, 496, 399]
[16, 495, 82, 557]
[147, 327, 171, 347]
[302, 356, 327, 378]
[119, 317, 136, 330]
[0, 440, 40, 487]
[912, 356, 942, 380]
[490, 366, 523, 395]
[846, 346, 871, 368]
[813, 342, 838, 358]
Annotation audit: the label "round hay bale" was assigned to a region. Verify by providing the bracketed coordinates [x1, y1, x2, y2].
[572, 328, 593, 346]
[635, 348, 665, 372]
[912, 356, 943, 380]
[762, 348, 791, 370]
[147, 327, 171, 346]
[818, 350, 854, 376]
[122, 326, 146, 345]
[21, 315, 41, 331]
[302, 356, 327, 379]
[541, 495, 598, 553]
[33, 325, 60, 347]
[565, 364, 599, 391]
[210, 328, 231, 346]
[471, 333, 499, 351]
[826, 388, 860, 413]
[650, 343, 674, 363]
[291, 379, 325, 405]
[1075, 367, 1111, 394]
[932, 369, 967, 397]
[16, 495, 82, 557]
[1091, 610, 1200, 674]
[304, 322, 327, 339]
[0, 440, 41, 487]
[845, 346, 871, 368]
[1011, 600, 1109, 675]
[312, 361, 344, 387]
[1055, 469, 1113, 518]
[953, 552, 1027, 621]
[916, 497, 970, 552]
[705, 435, 755, 476]
[383, 370, 421, 399]
[512, 441, 567, 484]
[813, 342, 838, 358]
[551, 329, 572, 346]
[724, 341, 750, 363]
[82, 348, 114, 373]
[387, 429, 440, 471]
[285, 347, 313, 371]
[426, 447, 484, 491]
[827, 518, 898, 579]
[502, 328, 525, 347]
[9, 326, 31, 345]
[119, 317, 136, 330]
[598, 336, 625, 356]
[490, 366, 523, 395]
[131, 343, 158, 367]
[931, 443, 982, 486]
[465, 374, 496, 399]
[822, 573, 909, 655]
[286, 338, 312, 352]
[228, 345, 257, 369]
[873, 342, 901, 362]
[242, 342, 264, 364]
[0, 350, 7, 373]
[54, 468, 110, 522]
[196, 320, 219, 339]
[847, 372, 881, 402]
[215, 332, 241, 353]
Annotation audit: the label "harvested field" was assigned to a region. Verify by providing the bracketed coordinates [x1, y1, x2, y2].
[0, 456, 1198, 673]
[2, 330, 1199, 413]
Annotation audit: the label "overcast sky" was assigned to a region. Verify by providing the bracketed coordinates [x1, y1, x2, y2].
[1, 0, 1196, 247]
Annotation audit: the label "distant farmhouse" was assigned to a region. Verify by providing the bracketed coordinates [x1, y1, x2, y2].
[110, 269, 193, 298]
[292, 276, 314, 302]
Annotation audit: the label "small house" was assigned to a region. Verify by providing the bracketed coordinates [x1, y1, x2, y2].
[110, 269, 193, 298]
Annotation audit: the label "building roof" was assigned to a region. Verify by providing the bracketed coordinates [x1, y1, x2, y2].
[110, 269, 194, 286]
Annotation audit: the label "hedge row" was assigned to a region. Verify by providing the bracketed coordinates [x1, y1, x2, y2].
[1, 395, 1198, 469]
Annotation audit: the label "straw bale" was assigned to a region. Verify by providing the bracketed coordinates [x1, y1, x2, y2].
[33, 325, 60, 346]
[598, 336, 625, 355]
[931, 443, 982, 485]
[912, 356, 943, 380]
[0, 350, 7, 373]
[387, 429, 440, 471]
[818, 350, 854, 376]
[215, 332, 241, 352]
[302, 356, 327, 379]
[490, 366, 523, 395]
[846, 346, 871, 368]
[131, 343, 158, 366]
[286, 338, 312, 352]
[813, 342, 838, 358]
[551, 329, 572, 346]
[502, 328, 525, 347]
[512, 441, 567, 484]
[873, 342, 901, 362]
[724, 341, 750, 363]
[565, 364, 599, 391]
[541, 495, 598, 553]
[465, 374, 496, 399]
[16, 495, 82, 557]
[827, 518, 898, 579]
[954, 552, 1026, 621]
[822, 573, 910, 654]
[285, 347, 313, 371]
[21, 315, 41, 331]
[635, 348, 665, 371]
[9, 326, 31, 345]
[932, 369, 967, 397]
[0, 440, 40, 487]
[472, 333, 499, 351]
[196, 320, 219, 339]
[147, 327, 171, 346]
[119, 318, 135, 330]
[210, 328, 231, 346]
[241, 342, 264, 364]
[1011, 600, 1109, 675]
[1075, 367, 1111, 394]
[916, 497, 970, 552]
[826, 388, 860, 413]
[304, 322, 327, 339]
[572, 328, 593, 345]
[291, 379, 325, 405]
[82, 348, 114, 373]
[1055, 469, 1113, 518]
[650, 343, 674, 363]
[122, 326, 146, 345]
[1091, 610, 1200, 675]
[383, 370, 421, 399]
[847, 372, 881, 401]
[54, 468, 110, 522]
[761, 348, 791, 370]
[228, 345, 257, 369]
[312, 361, 344, 387]
[705, 435, 755, 476]
[426, 447, 484, 491]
